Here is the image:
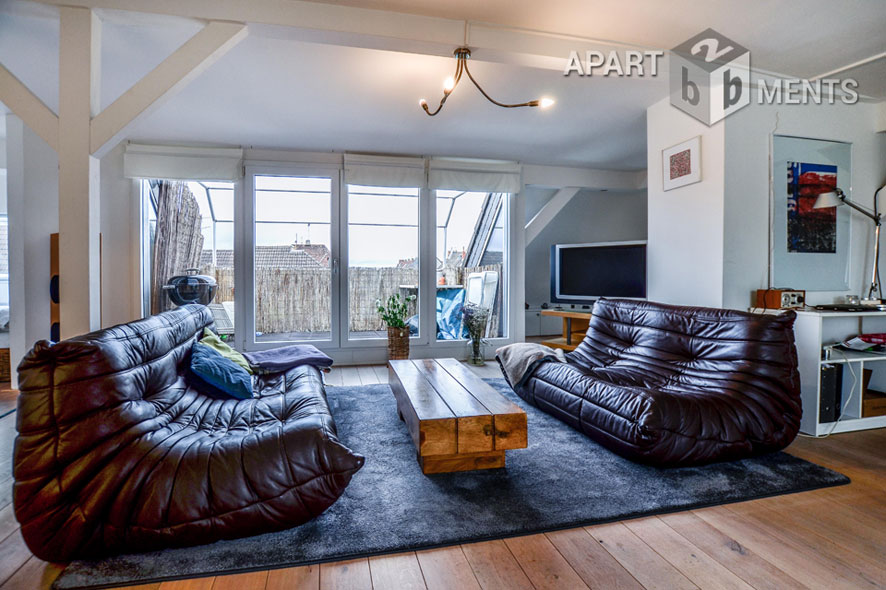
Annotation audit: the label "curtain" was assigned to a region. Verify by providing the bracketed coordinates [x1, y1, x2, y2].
[150, 182, 205, 315]
[343, 154, 426, 188]
[428, 158, 522, 193]
[125, 144, 243, 181]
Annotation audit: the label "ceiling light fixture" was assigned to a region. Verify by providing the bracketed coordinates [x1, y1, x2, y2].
[419, 47, 555, 116]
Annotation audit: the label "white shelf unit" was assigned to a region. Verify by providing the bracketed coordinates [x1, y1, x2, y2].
[524, 308, 563, 338]
[795, 310, 886, 435]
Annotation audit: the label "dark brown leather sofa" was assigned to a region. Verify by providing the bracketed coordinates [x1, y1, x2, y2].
[14, 305, 363, 562]
[514, 299, 802, 466]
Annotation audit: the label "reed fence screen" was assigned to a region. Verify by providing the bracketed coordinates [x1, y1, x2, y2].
[201, 263, 503, 337]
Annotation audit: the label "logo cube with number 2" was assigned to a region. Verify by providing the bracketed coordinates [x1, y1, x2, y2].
[669, 28, 750, 125]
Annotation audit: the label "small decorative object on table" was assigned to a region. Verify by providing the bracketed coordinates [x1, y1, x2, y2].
[463, 303, 490, 366]
[377, 293, 415, 360]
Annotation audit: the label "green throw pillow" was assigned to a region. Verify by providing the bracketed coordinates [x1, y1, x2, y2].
[200, 328, 253, 374]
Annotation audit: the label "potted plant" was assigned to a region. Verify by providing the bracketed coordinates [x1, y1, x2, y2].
[376, 294, 416, 360]
[462, 303, 490, 365]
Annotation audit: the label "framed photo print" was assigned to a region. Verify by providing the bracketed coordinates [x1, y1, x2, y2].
[771, 135, 852, 291]
[662, 136, 701, 191]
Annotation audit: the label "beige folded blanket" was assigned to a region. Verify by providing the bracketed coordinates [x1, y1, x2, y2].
[495, 342, 566, 389]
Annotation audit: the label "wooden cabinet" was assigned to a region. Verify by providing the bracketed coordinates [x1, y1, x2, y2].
[540, 309, 591, 352]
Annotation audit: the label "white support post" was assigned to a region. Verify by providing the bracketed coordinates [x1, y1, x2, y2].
[0, 64, 59, 151]
[58, 6, 102, 338]
[524, 187, 581, 245]
[90, 21, 247, 156]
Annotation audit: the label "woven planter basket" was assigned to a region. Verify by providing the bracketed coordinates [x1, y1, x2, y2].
[387, 326, 410, 360]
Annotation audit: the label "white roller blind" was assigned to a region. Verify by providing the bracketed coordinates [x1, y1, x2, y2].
[124, 143, 244, 181]
[343, 154, 425, 188]
[428, 157, 522, 193]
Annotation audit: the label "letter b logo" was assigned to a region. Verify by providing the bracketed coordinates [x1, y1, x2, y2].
[669, 28, 750, 125]
[682, 67, 699, 105]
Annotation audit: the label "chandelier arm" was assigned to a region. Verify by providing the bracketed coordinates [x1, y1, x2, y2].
[461, 60, 539, 108]
[421, 56, 465, 116]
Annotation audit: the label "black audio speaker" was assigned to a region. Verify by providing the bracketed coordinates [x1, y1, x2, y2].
[820, 363, 843, 423]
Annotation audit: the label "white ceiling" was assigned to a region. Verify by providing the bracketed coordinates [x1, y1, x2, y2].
[0, 0, 884, 168]
[314, 0, 886, 82]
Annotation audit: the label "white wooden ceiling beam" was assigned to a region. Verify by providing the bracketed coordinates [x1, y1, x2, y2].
[29, 0, 643, 73]
[525, 187, 581, 246]
[34, 0, 463, 49]
[58, 6, 102, 337]
[90, 21, 248, 155]
[0, 64, 59, 151]
[523, 164, 645, 191]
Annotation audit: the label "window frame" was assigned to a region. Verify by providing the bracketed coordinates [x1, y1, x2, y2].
[341, 183, 430, 349]
[241, 164, 343, 352]
[138, 157, 525, 361]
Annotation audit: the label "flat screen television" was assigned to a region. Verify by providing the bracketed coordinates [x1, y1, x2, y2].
[550, 241, 647, 303]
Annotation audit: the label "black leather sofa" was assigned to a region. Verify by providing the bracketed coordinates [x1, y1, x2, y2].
[514, 299, 802, 466]
[14, 305, 363, 562]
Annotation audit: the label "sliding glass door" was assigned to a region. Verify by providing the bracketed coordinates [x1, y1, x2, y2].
[244, 169, 340, 348]
[345, 185, 421, 342]
[240, 165, 512, 354]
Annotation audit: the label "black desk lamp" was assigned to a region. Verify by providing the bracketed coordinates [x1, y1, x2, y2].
[814, 184, 886, 302]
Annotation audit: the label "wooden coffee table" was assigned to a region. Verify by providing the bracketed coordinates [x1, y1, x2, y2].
[388, 358, 528, 474]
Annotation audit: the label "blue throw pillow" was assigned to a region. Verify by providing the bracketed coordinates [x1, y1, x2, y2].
[189, 342, 253, 400]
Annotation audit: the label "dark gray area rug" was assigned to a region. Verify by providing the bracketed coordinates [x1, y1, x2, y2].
[55, 378, 849, 589]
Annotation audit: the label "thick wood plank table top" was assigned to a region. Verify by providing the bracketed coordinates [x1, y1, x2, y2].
[388, 358, 528, 474]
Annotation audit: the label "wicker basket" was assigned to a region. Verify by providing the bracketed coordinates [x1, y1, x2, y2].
[387, 326, 410, 360]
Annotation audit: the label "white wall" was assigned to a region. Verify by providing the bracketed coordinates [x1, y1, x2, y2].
[523, 186, 557, 224]
[0, 168, 6, 214]
[6, 115, 58, 387]
[99, 142, 139, 327]
[723, 100, 886, 308]
[524, 188, 648, 307]
[6, 116, 138, 383]
[646, 95, 886, 311]
[646, 97, 726, 308]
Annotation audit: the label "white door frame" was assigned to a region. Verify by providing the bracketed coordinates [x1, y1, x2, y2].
[235, 166, 524, 361]
[240, 164, 342, 352]
[339, 181, 431, 349]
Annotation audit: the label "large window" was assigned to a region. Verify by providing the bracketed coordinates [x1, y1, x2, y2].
[140, 159, 516, 356]
[141, 179, 237, 342]
[253, 175, 333, 342]
[436, 191, 507, 340]
[347, 185, 420, 340]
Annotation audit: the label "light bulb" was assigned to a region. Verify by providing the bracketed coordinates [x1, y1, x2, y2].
[443, 77, 455, 92]
[539, 97, 555, 109]
[419, 98, 427, 107]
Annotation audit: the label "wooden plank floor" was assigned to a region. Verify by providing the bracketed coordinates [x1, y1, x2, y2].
[1, 368, 885, 590]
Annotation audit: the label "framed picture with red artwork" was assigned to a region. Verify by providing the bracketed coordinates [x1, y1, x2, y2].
[662, 136, 701, 191]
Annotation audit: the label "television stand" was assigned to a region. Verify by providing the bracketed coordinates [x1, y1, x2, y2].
[540, 310, 591, 351]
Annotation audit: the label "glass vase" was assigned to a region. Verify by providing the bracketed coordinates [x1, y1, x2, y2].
[467, 337, 486, 366]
